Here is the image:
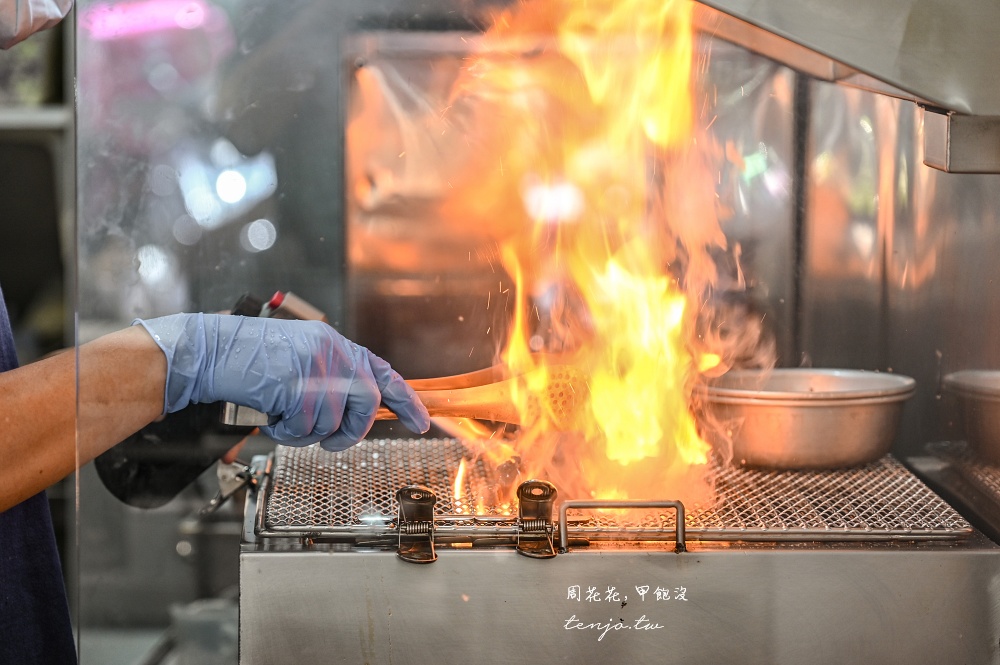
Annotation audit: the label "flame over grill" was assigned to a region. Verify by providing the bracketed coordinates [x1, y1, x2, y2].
[436, 0, 747, 504]
[347, 0, 781, 505]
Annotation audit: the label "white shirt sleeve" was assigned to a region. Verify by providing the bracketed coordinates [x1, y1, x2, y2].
[0, 0, 74, 50]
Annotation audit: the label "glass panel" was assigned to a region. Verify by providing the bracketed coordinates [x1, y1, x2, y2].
[73, 0, 1000, 659]
[73, 0, 797, 622]
[73, 2, 500, 659]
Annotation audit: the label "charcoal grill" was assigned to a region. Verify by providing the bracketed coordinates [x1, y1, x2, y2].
[258, 440, 971, 543]
[240, 440, 1000, 664]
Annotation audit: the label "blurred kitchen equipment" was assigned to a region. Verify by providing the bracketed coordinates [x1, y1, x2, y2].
[256, 290, 328, 322]
[699, 368, 916, 469]
[93, 402, 250, 509]
[0, 24, 60, 104]
[169, 598, 238, 665]
[942, 370, 1000, 464]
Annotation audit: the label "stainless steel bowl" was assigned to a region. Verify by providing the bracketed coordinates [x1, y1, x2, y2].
[942, 370, 1000, 464]
[698, 369, 916, 469]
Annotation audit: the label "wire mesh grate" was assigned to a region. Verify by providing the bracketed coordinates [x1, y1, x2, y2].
[672, 455, 969, 536]
[262, 439, 971, 541]
[264, 439, 494, 528]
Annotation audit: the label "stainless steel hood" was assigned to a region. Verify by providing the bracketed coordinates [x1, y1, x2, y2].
[694, 0, 1000, 172]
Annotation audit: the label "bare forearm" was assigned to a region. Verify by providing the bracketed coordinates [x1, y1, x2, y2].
[0, 326, 166, 512]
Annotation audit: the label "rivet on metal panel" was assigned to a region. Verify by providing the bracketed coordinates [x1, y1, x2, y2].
[516, 480, 558, 559]
[396, 485, 438, 563]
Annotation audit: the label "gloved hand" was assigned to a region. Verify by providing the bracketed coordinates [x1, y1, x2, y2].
[133, 313, 430, 451]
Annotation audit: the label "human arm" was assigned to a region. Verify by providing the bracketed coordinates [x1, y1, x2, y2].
[0, 326, 166, 511]
[0, 314, 430, 513]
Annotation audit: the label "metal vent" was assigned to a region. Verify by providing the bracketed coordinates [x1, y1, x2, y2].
[261, 439, 972, 542]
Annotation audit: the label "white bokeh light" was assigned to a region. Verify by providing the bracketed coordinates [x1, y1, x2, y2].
[210, 138, 241, 167]
[175, 2, 206, 30]
[216, 169, 247, 203]
[241, 219, 277, 252]
[172, 214, 202, 245]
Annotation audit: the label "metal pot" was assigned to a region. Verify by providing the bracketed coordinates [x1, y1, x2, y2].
[942, 370, 1000, 464]
[698, 369, 916, 469]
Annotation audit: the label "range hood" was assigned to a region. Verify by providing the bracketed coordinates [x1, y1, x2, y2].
[694, 0, 1000, 172]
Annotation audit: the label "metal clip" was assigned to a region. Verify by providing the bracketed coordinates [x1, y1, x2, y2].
[396, 485, 437, 564]
[516, 479, 558, 559]
[200, 461, 256, 516]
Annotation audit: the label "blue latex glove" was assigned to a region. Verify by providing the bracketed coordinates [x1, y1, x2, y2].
[134, 313, 430, 451]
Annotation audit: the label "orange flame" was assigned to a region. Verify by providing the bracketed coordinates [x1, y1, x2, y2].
[433, 0, 727, 505]
[453, 458, 468, 514]
[346, 0, 739, 506]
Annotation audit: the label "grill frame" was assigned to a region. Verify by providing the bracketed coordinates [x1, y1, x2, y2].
[255, 439, 973, 543]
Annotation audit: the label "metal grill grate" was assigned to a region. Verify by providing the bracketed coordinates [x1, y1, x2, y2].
[655, 456, 970, 539]
[261, 439, 972, 542]
[264, 439, 494, 529]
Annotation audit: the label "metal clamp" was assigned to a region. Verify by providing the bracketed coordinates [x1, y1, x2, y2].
[199, 460, 256, 516]
[558, 500, 687, 554]
[396, 485, 438, 563]
[516, 480, 558, 559]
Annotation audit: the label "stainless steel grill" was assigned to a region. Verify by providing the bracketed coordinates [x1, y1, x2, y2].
[685, 455, 970, 540]
[259, 439, 972, 542]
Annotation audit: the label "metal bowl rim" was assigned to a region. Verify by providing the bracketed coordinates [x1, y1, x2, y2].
[942, 370, 1000, 400]
[699, 368, 916, 402]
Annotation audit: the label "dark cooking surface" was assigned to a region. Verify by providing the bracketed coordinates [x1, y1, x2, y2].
[258, 439, 972, 542]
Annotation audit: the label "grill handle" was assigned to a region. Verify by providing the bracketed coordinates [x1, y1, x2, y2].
[558, 500, 687, 554]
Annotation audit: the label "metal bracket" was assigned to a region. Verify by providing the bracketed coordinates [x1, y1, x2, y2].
[516, 479, 558, 559]
[200, 460, 256, 516]
[558, 500, 687, 554]
[922, 108, 1000, 173]
[396, 485, 438, 563]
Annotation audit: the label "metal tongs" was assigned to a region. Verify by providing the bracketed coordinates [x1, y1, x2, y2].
[223, 356, 587, 429]
[220, 289, 587, 428]
[220, 362, 511, 427]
